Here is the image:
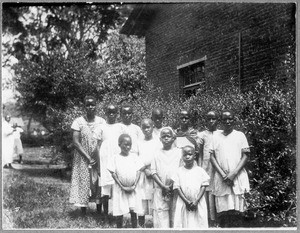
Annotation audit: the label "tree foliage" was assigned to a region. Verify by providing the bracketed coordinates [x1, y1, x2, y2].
[2, 3, 126, 62]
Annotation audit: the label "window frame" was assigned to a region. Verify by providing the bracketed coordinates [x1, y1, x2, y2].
[177, 55, 207, 96]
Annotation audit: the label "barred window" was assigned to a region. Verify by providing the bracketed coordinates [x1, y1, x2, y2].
[177, 56, 206, 97]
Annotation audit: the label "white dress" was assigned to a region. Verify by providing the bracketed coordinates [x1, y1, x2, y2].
[197, 129, 222, 221]
[137, 138, 161, 214]
[151, 147, 182, 228]
[137, 138, 161, 199]
[13, 127, 24, 156]
[98, 123, 124, 196]
[211, 130, 250, 213]
[120, 123, 144, 154]
[2, 119, 15, 165]
[107, 152, 144, 216]
[173, 165, 210, 229]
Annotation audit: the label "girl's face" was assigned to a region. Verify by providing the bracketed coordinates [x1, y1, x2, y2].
[119, 137, 132, 154]
[182, 147, 195, 168]
[206, 112, 218, 131]
[106, 106, 118, 124]
[222, 112, 234, 132]
[141, 121, 153, 139]
[160, 129, 175, 148]
[151, 113, 163, 129]
[179, 111, 190, 128]
[85, 99, 96, 116]
[121, 107, 133, 125]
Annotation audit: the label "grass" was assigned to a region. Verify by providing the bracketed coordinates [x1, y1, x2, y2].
[3, 167, 125, 229]
[3, 147, 297, 229]
[3, 147, 153, 229]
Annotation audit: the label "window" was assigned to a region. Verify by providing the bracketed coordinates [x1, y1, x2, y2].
[177, 56, 206, 97]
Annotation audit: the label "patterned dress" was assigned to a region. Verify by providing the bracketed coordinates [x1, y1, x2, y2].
[69, 116, 105, 207]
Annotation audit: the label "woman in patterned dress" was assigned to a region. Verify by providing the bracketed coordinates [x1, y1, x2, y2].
[69, 96, 106, 214]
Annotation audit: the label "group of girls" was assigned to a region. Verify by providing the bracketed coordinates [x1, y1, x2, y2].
[69, 96, 250, 229]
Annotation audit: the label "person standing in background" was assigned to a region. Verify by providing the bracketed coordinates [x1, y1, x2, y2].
[3, 115, 15, 168]
[12, 123, 24, 164]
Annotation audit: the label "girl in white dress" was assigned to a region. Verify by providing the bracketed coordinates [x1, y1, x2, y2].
[173, 145, 210, 229]
[119, 104, 143, 155]
[151, 127, 182, 228]
[210, 110, 250, 228]
[137, 119, 161, 227]
[197, 111, 220, 226]
[97, 104, 124, 216]
[107, 134, 145, 228]
[2, 116, 15, 168]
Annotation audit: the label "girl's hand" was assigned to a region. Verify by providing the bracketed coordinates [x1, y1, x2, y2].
[163, 184, 172, 193]
[184, 201, 193, 211]
[224, 177, 234, 186]
[89, 158, 97, 166]
[226, 171, 236, 182]
[190, 201, 198, 211]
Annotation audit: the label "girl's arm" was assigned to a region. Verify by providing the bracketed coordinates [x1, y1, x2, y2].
[152, 174, 171, 192]
[198, 144, 204, 166]
[190, 185, 207, 211]
[95, 139, 102, 175]
[132, 170, 142, 190]
[175, 187, 192, 206]
[210, 150, 227, 179]
[73, 130, 93, 163]
[225, 151, 249, 181]
[110, 171, 125, 190]
[195, 185, 207, 205]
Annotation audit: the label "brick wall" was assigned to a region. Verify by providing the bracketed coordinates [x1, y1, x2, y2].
[145, 3, 295, 93]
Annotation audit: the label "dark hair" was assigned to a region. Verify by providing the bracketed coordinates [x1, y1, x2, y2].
[152, 108, 164, 116]
[182, 145, 195, 154]
[84, 96, 96, 103]
[141, 118, 154, 127]
[120, 104, 133, 113]
[180, 109, 190, 116]
[105, 103, 118, 113]
[206, 110, 219, 119]
[221, 109, 235, 119]
[118, 133, 131, 145]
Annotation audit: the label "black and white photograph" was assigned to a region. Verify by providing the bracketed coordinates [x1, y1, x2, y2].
[2, 1, 297, 230]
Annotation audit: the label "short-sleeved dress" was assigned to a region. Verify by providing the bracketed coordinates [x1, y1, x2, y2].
[174, 127, 199, 150]
[196, 129, 221, 221]
[136, 138, 161, 215]
[13, 127, 24, 156]
[173, 165, 210, 228]
[107, 152, 144, 216]
[151, 147, 182, 228]
[120, 123, 144, 155]
[69, 116, 105, 207]
[211, 130, 250, 213]
[98, 122, 124, 196]
[153, 127, 162, 140]
[2, 119, 14, 165]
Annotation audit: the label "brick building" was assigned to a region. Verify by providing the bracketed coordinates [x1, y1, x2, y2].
[121, 3, 296, 95]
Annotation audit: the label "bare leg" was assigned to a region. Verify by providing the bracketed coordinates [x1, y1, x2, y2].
[116, 215, 123, 228]
[130, 211, 137, 228]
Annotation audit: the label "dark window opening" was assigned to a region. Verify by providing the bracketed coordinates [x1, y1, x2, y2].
[178, 60, 205, 97]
